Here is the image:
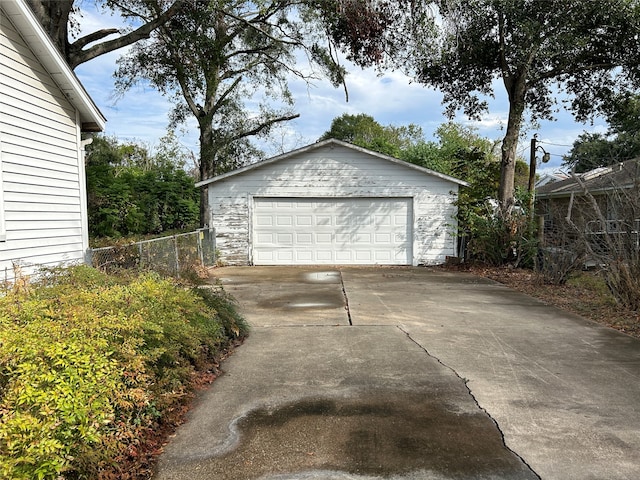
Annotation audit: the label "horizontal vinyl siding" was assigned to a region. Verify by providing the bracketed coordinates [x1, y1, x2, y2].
[0, 12, 86, 279]
[208, 144, 460, 265]
[1, 23, 75, 116]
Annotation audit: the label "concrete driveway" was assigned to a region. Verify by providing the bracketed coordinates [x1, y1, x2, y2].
[155, 266, 640, 480]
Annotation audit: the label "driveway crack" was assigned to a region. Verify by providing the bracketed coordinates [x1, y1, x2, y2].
[338, 269, 353, 326]
[397, 325, 542, 480]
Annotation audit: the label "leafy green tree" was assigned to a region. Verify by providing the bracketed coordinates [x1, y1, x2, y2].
[115, 0, 346, 225]
[399, 122, 531, 264]
[85, 135, 199, 238]
[323, 0, 640, 216]
[26, 0, 184, 68]
[401, 123, 502, 225]
[319, 113, 423, 157]
[564, 94, 640, 172]
[401, 123, 498, 174]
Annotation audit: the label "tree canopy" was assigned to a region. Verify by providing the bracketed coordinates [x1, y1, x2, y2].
[26, 0, 185, 68]
[115, 0, 347, 225]
[319, 113, 423, 157]
[86, 134, 199, 238]
[564, 94, 640, 172]
[323, 0, 640, 216]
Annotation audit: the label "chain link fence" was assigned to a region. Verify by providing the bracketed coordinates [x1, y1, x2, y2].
[89, 229, 216, 277]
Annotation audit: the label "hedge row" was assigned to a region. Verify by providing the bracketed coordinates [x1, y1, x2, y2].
[0, 266, 247, 479]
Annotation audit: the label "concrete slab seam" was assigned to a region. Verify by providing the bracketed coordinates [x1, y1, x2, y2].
[338, 269, 353, 326]
[396, 325, 542, 480]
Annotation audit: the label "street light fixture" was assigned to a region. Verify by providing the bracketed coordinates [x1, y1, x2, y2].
[528, 135, 551, 216]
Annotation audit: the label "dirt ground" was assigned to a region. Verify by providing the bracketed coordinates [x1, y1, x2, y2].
[462, 265, 640, 339]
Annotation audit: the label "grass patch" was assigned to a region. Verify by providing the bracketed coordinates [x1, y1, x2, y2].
[0, 265, 248, 479]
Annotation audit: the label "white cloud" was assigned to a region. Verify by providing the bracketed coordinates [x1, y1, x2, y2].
[73, 6, 611, 165]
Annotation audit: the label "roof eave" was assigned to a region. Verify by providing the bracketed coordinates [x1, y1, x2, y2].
[195, 138, 469, 188]
[537, 184, 632, 199]
[3, 0, 106, 131]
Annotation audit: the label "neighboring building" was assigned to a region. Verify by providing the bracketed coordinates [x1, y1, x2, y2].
[535, 170, 570, 188]
[1, 0, 106, 281]
[196, 139, 467, 266]
[536, 159, 640, 250]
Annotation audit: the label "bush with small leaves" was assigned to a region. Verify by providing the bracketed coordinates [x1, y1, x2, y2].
[0, 265, 247, 479]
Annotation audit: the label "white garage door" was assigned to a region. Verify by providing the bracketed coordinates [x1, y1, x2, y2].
[252, 197, 412, 265]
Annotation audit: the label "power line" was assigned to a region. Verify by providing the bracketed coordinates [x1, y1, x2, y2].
[538, 141, 573, 148]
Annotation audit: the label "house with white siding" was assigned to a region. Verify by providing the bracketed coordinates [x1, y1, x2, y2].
[196, 139, 467, 266]
[0, 0, 105, 281]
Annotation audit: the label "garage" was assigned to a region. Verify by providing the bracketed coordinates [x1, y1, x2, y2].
[252, 197, 412, 265]
[195, 139, 467, 266]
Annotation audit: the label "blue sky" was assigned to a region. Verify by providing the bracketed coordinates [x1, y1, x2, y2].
[74, 6, 609, 174]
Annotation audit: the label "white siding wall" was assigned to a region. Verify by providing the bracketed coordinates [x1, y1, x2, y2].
[208, 144, 459, 265]
[0, 14, 87, 280]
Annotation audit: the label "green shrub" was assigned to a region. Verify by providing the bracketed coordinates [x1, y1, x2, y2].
[466, 212, 538, 268]
[0, 266, 246, 479]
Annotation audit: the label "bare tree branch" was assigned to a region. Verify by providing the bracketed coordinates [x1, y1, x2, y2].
[230, 113, 301, 142]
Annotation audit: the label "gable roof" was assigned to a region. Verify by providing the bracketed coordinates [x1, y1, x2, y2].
[195, 138, 469, 188]
[2, 0, 106, 132]
[536, 159, 640, 198]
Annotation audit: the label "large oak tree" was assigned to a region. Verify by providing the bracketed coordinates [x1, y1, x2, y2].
[115, 0, 346, 225]
[323, 0, 640, 215]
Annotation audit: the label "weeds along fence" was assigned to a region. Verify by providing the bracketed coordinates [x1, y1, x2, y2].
[89, 229, 216, 277]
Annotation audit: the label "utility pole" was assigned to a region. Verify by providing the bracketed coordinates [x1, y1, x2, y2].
[528, 135, 550, 218]
[528, 135, 538, 219]
[528, 135, 538, 196]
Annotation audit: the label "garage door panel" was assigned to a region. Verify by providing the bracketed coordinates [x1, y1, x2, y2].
[375, 233, 392, 243]
[335, 251, 352, 262]
[255, 251, 274, 262]
[317, 233, 333, 244]
[256, 216, 273, 226]
[375, 215, 391, 226]
[317, 250, 333, 261]
[276, 216, 293, 226]
[296, 233, 313, 244]
[394, 215, 408, 225]
[316, 215, 332, 226]
[335, 233, 350, 244]
[256, 233, 275, 244]
[296, 215, 313, 226]
[296, 251, 313, 262]
[354, 233, 372, 244]
[354, 215, 371, 226]
[355, 251, 372, 262]
[276, 251, 293, 261]
[375, 251, 392, 262]
[253, 198, 411, 265]
[276, 233, 293, 245]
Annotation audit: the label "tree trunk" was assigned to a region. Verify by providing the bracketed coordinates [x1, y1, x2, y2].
[198, 121, 217, 227]
[26, 0, 72, 57]
[499, 76, 527, 216]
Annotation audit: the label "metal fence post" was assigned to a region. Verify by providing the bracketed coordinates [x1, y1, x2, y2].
[197, 229, 204, 267]
[173, 235, 180, 277]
